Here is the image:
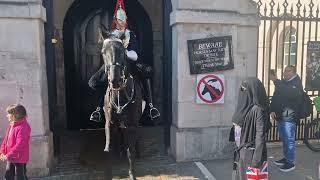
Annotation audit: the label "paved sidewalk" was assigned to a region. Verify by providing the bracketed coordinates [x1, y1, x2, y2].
[204, 144, 320, 180]
[1, 144, 319, 179]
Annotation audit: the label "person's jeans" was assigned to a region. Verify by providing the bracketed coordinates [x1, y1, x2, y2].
[278, 119, 296, 164]
[5, 162, 28, 180]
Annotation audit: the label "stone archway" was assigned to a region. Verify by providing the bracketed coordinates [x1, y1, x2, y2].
[50, 0, 172, 165]
[63, 0, 154, 129]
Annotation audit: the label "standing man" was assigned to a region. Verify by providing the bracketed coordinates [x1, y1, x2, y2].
[270, 65, 303, 172]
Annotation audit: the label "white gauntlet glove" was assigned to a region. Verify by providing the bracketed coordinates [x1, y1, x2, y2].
[126, 50, 138, 61]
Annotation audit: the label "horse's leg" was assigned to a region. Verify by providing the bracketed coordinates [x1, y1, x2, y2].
[124, 127, 137, 180]
[119, 128, 126, 159]
[111, 126, 122, 160]
[135, 137, 140, 159]
[103, 102, 113, 180]
[104, 121, 112, 180]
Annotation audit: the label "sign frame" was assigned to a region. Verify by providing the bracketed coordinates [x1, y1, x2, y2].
[196, 74, 225, 104]
[187, 36, 234, 75]
[306, 41, 320, 90]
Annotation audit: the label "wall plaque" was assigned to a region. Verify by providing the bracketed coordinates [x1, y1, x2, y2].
[187, 36, 234, 75]
[306, 41, 320, 90]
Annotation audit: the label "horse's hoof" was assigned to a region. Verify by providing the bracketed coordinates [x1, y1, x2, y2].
[129, 170, 137, 180]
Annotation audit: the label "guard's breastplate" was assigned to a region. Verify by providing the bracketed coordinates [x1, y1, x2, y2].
[111, 29, 130, 48]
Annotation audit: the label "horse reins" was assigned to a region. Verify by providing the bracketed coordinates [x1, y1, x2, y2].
[105, 62, 128, 90]
[108, 74, 135, 114]
[103, 37, 135, 114]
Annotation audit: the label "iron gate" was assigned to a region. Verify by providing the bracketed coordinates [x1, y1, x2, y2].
[257, 0, 320, 142]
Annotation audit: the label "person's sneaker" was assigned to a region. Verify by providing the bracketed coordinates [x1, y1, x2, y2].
[279, 162, 295, 172]
[273, 158, 287, 166]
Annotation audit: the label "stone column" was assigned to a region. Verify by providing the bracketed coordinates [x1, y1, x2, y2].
[170, 0, 259, 161]
[0, 0, 53, 176]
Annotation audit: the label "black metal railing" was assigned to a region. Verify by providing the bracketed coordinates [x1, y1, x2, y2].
[257, 0, 320, 142]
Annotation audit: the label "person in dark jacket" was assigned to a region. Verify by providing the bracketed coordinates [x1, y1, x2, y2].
[232, 77, 270, 180]
[270, 65, 303, 172]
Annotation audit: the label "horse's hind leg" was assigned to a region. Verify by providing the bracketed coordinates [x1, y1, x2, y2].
[104, 151, 112, 180]
[127, 148, 136, 180]
[124, 127, 137, 180]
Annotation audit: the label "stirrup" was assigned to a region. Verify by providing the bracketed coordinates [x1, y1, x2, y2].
[149, 103, 160, 120]
[90, 107, 102, 123]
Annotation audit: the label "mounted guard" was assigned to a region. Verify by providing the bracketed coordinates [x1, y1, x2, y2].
[88, 0, 160, 122]
[88, 1, 157, 179]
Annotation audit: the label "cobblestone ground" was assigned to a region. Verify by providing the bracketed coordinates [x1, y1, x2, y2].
[1, 129, 319, 180]
[27, 127, 206, 180]
[203, 143, 320, 180]
[29, 153, 205, 180]
[27, 144, 320, 180]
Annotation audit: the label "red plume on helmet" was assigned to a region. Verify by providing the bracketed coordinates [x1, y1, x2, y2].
[111, 0, 128, 29]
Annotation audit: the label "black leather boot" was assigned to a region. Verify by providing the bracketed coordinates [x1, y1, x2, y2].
[136, 63, 160, 120]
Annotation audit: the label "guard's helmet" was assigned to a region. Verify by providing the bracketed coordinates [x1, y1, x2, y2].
[116, 6, 127, 22]
[111, 0, 128, 29]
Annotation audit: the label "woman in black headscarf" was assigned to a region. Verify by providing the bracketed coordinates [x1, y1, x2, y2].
[231, 77, 271, 180]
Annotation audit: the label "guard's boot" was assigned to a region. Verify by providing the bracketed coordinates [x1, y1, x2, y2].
[90, 107, 102, 123]
[144, 78, 160, 119]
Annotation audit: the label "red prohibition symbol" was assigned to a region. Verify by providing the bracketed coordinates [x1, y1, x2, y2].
[197, 75, 224, 103]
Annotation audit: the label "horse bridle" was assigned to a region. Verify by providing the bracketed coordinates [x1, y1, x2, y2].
[104, 49, 135, 114]
[105, 62, 128, 91]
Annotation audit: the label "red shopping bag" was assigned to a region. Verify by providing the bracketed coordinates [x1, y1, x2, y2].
[246, 161, 268, 180]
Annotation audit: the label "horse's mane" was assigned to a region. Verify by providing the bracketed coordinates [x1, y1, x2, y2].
[101, 36, 125, 55]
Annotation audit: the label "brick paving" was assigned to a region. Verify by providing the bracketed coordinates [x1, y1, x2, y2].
[1, 129, 319, 180]
[28, 127, 206, 180]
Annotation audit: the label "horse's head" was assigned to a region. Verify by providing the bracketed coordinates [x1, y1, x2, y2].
[101, 35, 128, 90]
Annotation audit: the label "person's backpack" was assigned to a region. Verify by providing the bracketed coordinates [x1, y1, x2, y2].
[298, 91, 313, 119]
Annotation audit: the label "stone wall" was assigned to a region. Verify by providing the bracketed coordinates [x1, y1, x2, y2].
[0, 0, 53, 177]
[170, 0, 259, 161]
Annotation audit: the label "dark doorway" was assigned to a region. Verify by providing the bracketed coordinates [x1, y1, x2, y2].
[63, 0, 153, 129]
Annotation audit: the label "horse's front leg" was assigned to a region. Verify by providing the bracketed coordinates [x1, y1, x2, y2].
[103, 104, 113, 180]
[124, 127, 137, 180]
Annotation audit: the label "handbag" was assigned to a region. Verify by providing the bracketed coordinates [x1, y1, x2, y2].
[246, 161, 268, 180]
